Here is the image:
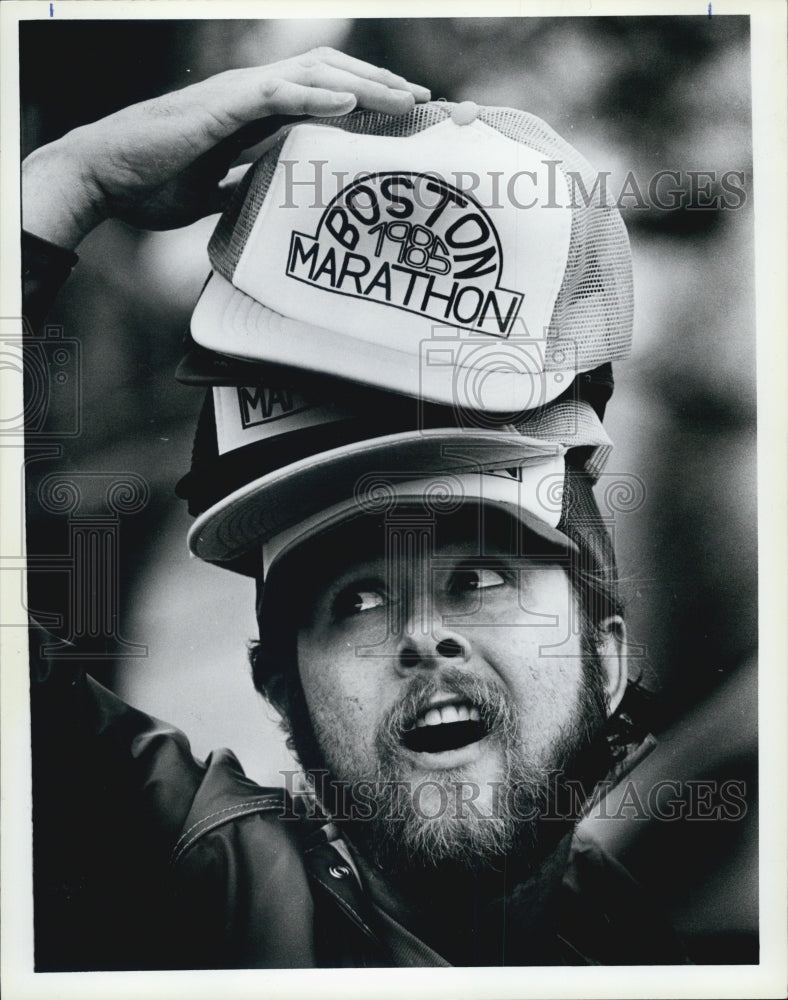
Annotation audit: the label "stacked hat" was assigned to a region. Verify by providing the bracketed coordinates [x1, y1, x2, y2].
[178, 100, 633, 579]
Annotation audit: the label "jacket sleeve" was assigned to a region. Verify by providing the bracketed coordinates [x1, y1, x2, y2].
[21, 236, 187, 968]
[29, 619, 214, 970]
[22, 234, 236, 970]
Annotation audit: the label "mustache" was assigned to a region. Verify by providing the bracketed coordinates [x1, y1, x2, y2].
[375, 667, 517, 754]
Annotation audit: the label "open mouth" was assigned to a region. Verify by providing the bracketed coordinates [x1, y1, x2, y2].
[401, 701, 488, 754]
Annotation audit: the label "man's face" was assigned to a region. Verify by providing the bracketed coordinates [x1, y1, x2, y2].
[285, 507, 619, 871]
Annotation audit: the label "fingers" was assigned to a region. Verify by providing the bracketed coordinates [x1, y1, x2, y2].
[254, 78, 359, 119]
[198, 47, 430, 132]
[293, 61, 422, 115]
[300, 47, 431, 103]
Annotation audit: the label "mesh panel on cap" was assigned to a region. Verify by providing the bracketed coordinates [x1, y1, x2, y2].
[207, 102, 631, 375]
[515, 398, 609, 450]
[209, 132, 289, 274]
[474, 107, 632, 372]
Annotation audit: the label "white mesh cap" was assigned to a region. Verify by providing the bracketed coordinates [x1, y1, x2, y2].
[192, 100, 632, 413]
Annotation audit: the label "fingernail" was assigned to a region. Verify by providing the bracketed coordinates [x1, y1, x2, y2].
[414, 85, 431, 100]
[332, 91, 356, 104]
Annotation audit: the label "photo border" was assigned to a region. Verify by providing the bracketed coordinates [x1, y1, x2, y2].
[1, 2, 785, 998]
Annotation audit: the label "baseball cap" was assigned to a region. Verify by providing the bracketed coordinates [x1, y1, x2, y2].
[190, 101, 632, 413]
[255, 467, 620, 632]
[179, 374, 613, 575]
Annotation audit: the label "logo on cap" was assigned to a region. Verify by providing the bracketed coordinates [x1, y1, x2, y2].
[237, 386, 310, 429]
[286, 173, 524, 337]
[213, 386, 352, 456]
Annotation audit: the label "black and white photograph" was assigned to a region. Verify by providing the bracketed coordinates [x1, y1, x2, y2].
[1, 2, 786, 997]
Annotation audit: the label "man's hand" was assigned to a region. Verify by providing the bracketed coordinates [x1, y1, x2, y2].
[22, 48, 430, 249]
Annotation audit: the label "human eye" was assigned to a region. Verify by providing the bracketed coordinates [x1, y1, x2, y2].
[331, 581, 387, 621]
[448, 566, 507, 595]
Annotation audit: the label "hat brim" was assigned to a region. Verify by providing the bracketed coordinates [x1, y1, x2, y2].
[175, 335, 431, 415]
[187, 429, 568, 565]
[176, 335, 374, 399]
[175, 338, 279, 387]
[261, 493, 578, 588]
[191, 271, 573, 412]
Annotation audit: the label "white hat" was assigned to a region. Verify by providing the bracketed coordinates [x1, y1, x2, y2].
[191, 101, 632, 414]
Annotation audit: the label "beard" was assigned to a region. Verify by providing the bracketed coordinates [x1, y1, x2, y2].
[359, 667, 557, 873]
[286, 645, 613, 877]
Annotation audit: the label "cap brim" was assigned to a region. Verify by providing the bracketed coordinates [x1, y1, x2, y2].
[176, 334, 383, 399]
[175, 338, 280, 386]
[175, 334, 431, 417]
[262, 494, 577, 588]
[191, 272, 573, 412]
[188, 429, 566, 565]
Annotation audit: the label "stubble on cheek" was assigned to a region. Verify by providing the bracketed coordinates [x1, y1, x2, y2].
[301, 677, 377, 786]
[516, 660, 586, 767]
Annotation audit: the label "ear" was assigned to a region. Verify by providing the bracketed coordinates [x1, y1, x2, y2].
[597, 616, 628, 715]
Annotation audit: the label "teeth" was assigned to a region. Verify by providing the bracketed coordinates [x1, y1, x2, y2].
[423, 708, 442, 727]
[413, 702, 479, 728]
[440, 704, 460, 724]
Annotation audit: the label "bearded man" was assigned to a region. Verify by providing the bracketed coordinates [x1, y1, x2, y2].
[24, 47, 685, 968]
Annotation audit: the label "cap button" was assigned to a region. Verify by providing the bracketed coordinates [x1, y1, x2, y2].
[451, 101, 480, 126]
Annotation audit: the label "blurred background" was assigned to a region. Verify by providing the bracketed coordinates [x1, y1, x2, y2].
[21, 16, 756, 963]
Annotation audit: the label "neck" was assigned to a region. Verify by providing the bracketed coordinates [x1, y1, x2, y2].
[348, 826, 576, 966]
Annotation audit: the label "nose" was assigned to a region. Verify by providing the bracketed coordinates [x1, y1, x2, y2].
[395, 619, 471, 675]
[389, 539, 471, 674]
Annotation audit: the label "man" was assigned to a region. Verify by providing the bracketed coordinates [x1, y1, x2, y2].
[24, 48, 683, 968]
